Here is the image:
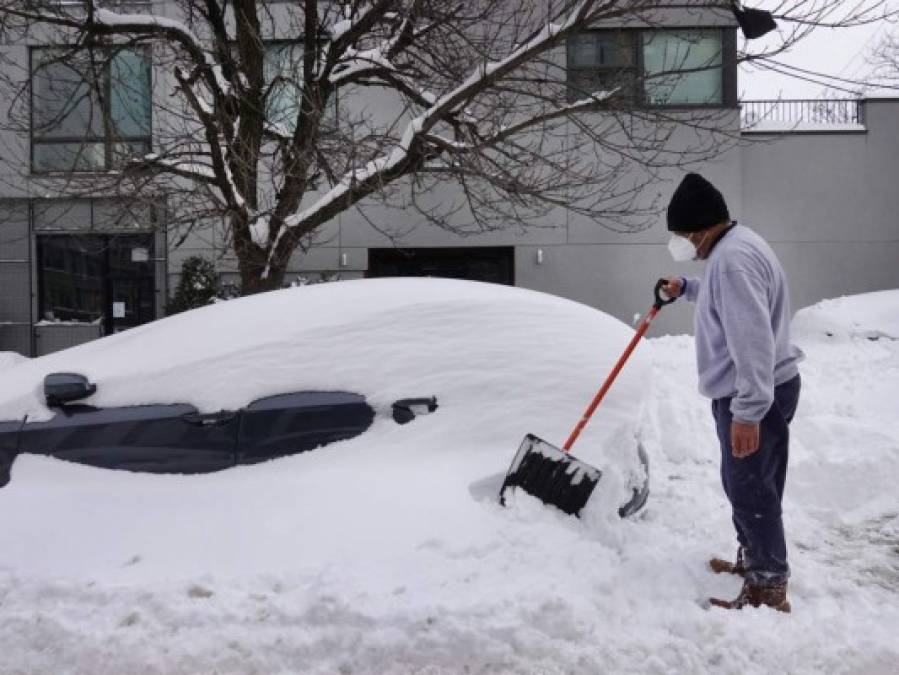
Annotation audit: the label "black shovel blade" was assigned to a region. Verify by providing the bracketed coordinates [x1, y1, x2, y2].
[498, 434, 601, 517]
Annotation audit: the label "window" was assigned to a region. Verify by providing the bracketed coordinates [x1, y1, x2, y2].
[31, 47, 152, 172]
[567, 29, 730, 107]
[38, 235, 105, 324]
[38, 233, 156, 333]
[263, 41, 336, 134]
[567, 32, 636, 104]
[264, 42, 305, 133]
[642, 31, 723, 106]
[368, 247, 515, 286]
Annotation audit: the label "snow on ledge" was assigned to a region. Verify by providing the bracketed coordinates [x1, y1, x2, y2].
[742, 120, 867, 134]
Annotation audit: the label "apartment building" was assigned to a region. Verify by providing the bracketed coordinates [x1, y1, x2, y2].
[0, 1, 896, 356]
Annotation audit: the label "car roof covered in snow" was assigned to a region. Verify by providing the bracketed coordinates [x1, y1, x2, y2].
[0, 278, 651, 453]
[792, 289, 899, 341]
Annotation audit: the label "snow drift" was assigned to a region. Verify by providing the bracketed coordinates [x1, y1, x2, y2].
[792, 289, 899, 341]
[1, 285, 897, 675]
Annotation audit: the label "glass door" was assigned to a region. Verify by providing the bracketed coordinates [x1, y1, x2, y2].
[107, 234, 155, 333]
[38, 233, 156, 335]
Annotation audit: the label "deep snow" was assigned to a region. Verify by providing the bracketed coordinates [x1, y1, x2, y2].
[1, 285, 897, 675]
[0, 351, 27, 372]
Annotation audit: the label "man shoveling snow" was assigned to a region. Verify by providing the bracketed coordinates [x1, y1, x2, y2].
[661, 173, 804, 613]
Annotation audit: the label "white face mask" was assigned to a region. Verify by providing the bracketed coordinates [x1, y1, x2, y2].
[667, 234, 698, 262]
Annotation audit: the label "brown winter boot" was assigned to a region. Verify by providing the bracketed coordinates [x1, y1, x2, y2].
[709, 580, 791, 613]
[709, 547, 746, 577]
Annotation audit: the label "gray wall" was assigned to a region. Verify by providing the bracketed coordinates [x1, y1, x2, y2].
[317, 107, 743, 336]
[0, 201, 33, 355]
[740, 98, 899, 316]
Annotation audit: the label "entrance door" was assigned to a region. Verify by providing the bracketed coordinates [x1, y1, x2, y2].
[37, 233, 157, 335]
[367, 247, 514, 285]
[107, 234, 156, 333]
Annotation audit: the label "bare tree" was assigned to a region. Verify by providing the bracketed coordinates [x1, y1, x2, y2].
[869, 28, 898, 85]
[0, 1, 895, 293]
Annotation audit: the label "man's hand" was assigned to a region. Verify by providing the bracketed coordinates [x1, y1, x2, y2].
[731, 421, 760, 458]
[661, 277, 684, 299]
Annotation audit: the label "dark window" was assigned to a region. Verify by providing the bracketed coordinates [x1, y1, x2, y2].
[31, 47, 152, 172]
[239, 392, 375, 463]
[37, 233, 156, 334]
[567, 29, 729, 107]
[367, 247, 515, 286]
[567, 31, 637, 104]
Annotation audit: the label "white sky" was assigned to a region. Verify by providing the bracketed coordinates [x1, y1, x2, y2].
[737, 1, 898, 99]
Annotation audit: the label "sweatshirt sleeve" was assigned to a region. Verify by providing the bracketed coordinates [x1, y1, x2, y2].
[717, 270, 775, 423]
[680, 276, 701, 302]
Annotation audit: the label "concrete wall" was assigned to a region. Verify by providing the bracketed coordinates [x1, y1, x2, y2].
[323, 110, 742, 336]
[740, 98, 899, 316]
[0, 201, 34, 355]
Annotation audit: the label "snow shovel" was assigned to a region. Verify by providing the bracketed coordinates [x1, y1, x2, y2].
[498, 279, 677, 516]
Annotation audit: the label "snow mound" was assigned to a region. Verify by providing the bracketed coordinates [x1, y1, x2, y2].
[0, 350, 27, 372]
[0, 278, 649, 443]
[0, 277, 651, 581]
[2, 283, 898, 674]
[792, 289, 899, 341]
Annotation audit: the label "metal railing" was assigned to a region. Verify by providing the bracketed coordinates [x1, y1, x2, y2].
[740, 99, 864, 127]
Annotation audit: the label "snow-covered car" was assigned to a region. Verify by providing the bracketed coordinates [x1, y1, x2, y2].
[0, 374, 439, 479]
[791, 289, 899, 341]
[0, 278, 651, 517]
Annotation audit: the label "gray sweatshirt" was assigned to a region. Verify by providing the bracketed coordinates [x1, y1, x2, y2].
[682, 224, 803, 423]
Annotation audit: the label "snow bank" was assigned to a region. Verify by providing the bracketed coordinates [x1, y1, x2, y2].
[792, 289, 899, 341]
[0, 351, 27, 373]
[0, 277, 650, 575]
[2, 284, 897, 674]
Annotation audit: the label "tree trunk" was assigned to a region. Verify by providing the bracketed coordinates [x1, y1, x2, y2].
[239, 258, 286, 294]
[232, 212, 285, 294]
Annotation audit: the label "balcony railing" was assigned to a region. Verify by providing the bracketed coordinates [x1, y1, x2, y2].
[741, 98, 864, 129]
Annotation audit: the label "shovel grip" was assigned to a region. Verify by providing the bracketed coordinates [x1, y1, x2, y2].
[653, 278, 678, 309]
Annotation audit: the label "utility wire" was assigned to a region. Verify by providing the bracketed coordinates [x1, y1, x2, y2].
[758, 56, 899, 91]
[753, 60, 867, 95]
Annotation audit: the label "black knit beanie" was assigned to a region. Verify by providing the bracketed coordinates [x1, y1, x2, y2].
[666, 173, 730, 232]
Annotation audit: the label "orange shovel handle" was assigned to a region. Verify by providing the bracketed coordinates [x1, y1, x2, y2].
[562, 279, 675, 452]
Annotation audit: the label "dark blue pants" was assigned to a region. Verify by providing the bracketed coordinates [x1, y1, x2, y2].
[712, 374, 801, 586]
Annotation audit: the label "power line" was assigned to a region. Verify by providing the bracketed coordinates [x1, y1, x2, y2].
[759, 56, 899, 91]
[753, 60, 867, 95]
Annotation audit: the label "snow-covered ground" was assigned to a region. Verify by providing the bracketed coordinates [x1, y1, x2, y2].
[0, 351, 27, 373]
[1, 286, 897, 675]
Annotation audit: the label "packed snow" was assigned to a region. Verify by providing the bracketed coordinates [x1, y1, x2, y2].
[792, 289, 899, 341]
[1, 281, 897, 675]
[0, 351, 27, 373]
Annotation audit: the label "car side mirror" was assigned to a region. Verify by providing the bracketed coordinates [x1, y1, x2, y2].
[44, 373, 97, 407]
[392, 397, 438, 425]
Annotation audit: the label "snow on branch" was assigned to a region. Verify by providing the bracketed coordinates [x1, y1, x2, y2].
[91, 8, 204, 47]
[143, 156, 217, 181]
[89, 7, 231, 96]
[283, 120, 421, 228]
[329, 45, 398, 85]
[276, 0, 602, 243]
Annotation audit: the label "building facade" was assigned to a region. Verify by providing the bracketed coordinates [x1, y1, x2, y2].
[1, 2, 897, 357]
